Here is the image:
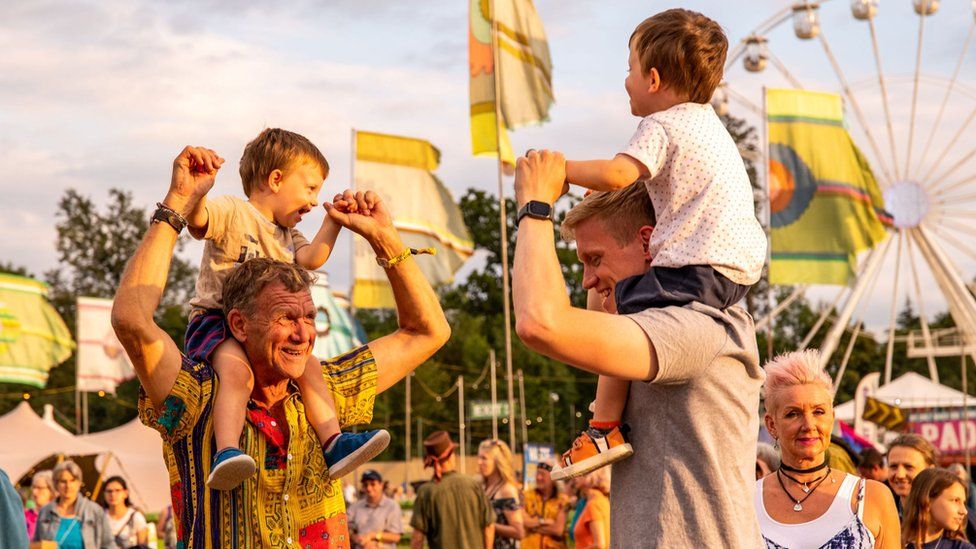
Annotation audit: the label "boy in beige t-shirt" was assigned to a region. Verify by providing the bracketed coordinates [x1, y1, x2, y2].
[185, 128, 389, 490]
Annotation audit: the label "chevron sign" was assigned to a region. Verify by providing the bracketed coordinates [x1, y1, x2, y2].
[862, 397, 908, 430]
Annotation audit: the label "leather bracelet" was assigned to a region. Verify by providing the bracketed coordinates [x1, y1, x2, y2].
[375, 247, 435, 269]
[151, 202, 188, 234]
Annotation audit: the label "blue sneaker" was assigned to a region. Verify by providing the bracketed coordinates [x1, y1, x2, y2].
[323, 430, 391, 479]
[206, 447, 256, 490]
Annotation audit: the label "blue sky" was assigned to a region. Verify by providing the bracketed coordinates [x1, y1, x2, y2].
[2, 0, 974, 336]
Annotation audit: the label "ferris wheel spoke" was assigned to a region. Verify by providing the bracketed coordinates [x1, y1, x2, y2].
[913, 22, 976, 181]
[927, 147, 976, 192]
[913, 227, 976, 343]
[931, 172, 976, 199]
[799, 285, 848, 350]
[903, 8, 929, 179]
[817, 30, 896, 185]
[922, 106, 976, 192]
[723, 84, 763, 116]
[833, 320, 863, 391]
[866, 14, 901, 185]
[933, 189, 976, 206]
[882, 231, 905, 385]
[905, 231, 941, 382]
[768, 49, 803, 89]
[929, 224, 976, 263]
[817, 235, 893, 369]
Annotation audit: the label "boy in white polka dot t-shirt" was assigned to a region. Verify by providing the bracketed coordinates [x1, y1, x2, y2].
[550, 9, 767, 481]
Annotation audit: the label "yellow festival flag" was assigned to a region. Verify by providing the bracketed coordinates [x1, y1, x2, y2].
[469, 0, 554, 167]
[0, 274, 75, 387]
[766, 88, 891, 285]
[352, 131, 474, 309]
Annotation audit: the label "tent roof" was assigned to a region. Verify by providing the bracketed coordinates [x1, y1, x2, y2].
[835, 371, 971, 421]
[79, 419, 169, 512]
[0, 402, 106, 483]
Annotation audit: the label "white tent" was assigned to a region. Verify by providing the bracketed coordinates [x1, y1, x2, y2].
[79, 419, 169, 513]
[835, 371, 971, 422]
[0, 402, 105, 483]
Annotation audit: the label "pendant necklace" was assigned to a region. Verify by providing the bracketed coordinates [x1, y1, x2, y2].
[779, 469, 828, 493]
[776, 467, 831, 511]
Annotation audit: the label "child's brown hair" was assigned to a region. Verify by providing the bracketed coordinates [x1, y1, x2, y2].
[901, 468, 969, 548]
[630, 9, 728, 104]
[239, 128, 330, 197]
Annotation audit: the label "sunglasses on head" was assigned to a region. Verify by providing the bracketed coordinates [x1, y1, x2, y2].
[537, 463, 553, 471]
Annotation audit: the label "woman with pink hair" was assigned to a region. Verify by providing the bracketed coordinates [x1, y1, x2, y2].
[755, 350, 900, 548]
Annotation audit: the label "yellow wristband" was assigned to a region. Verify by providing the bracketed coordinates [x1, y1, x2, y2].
[375, 247, 435, 269]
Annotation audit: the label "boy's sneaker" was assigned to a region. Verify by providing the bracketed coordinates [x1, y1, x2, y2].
[323, 429, 391, 479]
[550, 425, 633, 481]
[206, 447, 257, 490]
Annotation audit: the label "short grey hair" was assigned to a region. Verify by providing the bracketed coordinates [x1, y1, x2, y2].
[52, 460, 83, 484]
[31, 470, 54, 491]
[757, 442, 781, 471]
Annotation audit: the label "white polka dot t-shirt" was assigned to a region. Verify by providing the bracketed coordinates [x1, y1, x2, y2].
[621, 102, 766, 285]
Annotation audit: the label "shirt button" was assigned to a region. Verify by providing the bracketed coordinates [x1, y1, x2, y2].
[286, 537, 293, 545]
[270, 421, 277, 427]
[283, 494, 289, 501]
[287, 453, 293, 461]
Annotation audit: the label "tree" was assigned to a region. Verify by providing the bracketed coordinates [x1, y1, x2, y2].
[358, 188, 594, 458]
[0, 189, 198, 432]
[0, 262, 34, 278]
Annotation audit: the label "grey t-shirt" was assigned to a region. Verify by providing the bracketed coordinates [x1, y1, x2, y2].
[347, 495, 403, 549]
[610, 302, 765, 548]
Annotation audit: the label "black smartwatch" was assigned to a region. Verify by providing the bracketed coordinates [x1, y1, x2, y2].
[516, 200, 554, 225]
[151, 203, 188, 234]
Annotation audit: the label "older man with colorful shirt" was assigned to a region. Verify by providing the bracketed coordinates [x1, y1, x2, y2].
[114, 146, 450, 548]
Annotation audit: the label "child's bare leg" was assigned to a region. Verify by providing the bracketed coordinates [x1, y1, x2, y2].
[207, 338, 257, 490]
[296, 354, 341, 447]
[591, 375, 630, 426]
[213, 339, 254, 451]
[297, 354, 391, 478]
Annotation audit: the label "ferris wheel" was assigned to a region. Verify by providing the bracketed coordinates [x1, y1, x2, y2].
[716, 0, 976, 386]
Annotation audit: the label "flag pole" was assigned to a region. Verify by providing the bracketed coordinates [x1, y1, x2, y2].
[349, 128, 357, 317]
[458, 376, 466, 474]
[405, 373, 411, 493]
[762, 86, 775, 359]
[488, 0, 518, 454]
[490, 349, 498, 440]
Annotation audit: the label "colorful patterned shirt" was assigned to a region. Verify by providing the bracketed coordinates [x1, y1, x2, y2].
[138, 345, 377, 548]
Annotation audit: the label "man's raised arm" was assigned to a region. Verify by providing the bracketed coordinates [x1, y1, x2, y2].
[111, 146, 223, 406]
[325, 190, 451, 393]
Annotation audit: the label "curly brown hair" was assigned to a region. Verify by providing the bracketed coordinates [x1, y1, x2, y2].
[630, 9, 728, 104]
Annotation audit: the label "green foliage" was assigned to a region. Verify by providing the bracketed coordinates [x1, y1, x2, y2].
[359, 188, 593, 460]
[0, 189, 198, 432]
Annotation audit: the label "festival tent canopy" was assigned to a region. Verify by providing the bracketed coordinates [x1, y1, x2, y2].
[834, 371, 970, 422]
[0, 402, 105, 482]
[78, 419, 169, 513]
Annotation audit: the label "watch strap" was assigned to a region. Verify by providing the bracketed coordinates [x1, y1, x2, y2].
[516, 201, 553, 225]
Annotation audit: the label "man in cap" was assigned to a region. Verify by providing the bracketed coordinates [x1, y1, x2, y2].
[410, 431, 495, 549]
[348, 469, 403, 548]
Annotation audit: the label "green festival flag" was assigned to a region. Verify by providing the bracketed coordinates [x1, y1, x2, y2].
[766, 88, 891, 285]
[0, 274, 75, 387]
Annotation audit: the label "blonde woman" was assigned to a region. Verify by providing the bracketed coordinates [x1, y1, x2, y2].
[573, 468, 610, 549]
[756, 350, 900, 548]
[478, 439, 525, 548]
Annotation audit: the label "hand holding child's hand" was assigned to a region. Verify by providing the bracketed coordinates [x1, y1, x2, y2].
[168, 146, 224, 208]
[514, 149, 566, 208]
[325, 190, 392, 239]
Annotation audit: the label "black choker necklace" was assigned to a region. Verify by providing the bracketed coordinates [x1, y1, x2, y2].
[779, 459, 828, 474]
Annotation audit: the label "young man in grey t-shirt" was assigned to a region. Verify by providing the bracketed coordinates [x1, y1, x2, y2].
[511, 150, 764, 547]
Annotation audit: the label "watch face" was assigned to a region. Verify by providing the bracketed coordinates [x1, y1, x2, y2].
[528, 201, 552, 217]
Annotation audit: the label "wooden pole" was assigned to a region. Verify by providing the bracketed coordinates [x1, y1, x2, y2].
[458, 376, 466, 474]
[490, 349, 499, 440]
[518, 369, 528, 453]
[405, 373, 411, 491]
[488, 0, 518, 452]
